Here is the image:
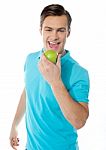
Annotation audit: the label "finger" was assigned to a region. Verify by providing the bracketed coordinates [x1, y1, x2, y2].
[10, 137, 19, 150]
[40, 53, 46, 61]
[39, 55, 51, 72]
[12, 146, 17, 150]
[10, 137, 16, 146]
[17, 138, 19, 142]
[56, 54, 62, 69]
[11, 141, 19, 150]
[11, 141, 17, 150]
[38, 61, 44, 74]
[11, 141, 17, 147]
[12, 137, 19, 143]
[39, 54, 47, 66]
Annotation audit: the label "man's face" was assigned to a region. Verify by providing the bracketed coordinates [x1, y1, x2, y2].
[40, 15, 70, 54]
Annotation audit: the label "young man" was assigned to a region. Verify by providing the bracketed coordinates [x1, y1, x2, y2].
[9, 4, 90, 150]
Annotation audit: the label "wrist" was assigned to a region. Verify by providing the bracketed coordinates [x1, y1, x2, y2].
[12, 124, 17, 129]
[51, 79, 63, 89]
[12, 120, 18, 129]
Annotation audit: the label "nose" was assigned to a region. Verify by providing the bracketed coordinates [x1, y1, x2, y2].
[51, 30, 59, 40]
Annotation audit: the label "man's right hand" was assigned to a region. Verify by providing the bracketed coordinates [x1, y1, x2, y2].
[9, 126, 19, 150]
[9, 88, 26, 149]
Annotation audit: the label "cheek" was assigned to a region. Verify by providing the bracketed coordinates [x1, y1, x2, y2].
[42, 32, 48, 41]
[61, 35, 67, 43]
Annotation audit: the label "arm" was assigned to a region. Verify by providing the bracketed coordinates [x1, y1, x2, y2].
[9, 88, 26, 149]
[51, 80, 89, 129]
[38, 54, 89, 129]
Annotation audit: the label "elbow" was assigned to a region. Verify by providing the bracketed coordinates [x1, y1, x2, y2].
[67, 112, 89, 130]
[74, 120, 87, 130]
[75, 113, 89, 129]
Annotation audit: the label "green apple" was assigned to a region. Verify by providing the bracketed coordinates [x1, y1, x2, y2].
[44, 50, 58, 64]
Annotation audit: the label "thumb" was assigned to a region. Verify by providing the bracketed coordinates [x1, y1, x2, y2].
[56, 54, 62, 69]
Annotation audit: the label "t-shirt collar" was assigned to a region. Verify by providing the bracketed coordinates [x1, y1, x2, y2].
[61, 50, 70, 65]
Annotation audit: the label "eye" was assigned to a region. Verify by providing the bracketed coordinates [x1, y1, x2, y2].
[44, 28, 52, 32]
[58, 28, 66, 32]
[45, 29, 52, 31]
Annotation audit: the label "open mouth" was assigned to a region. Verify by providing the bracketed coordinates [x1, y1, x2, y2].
[48, 41, 60, 50]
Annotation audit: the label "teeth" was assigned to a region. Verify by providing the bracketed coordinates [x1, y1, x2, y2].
[49, 41, 59, 44]
[49, 42, 56, 44]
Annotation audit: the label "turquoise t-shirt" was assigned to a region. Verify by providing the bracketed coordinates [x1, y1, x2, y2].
[24, 50, 90, 150]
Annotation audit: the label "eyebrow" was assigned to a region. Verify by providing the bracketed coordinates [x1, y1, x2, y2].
[44, 26, 66, 30]
[44, 26, 53, 29]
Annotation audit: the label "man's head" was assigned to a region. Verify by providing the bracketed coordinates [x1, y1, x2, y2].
[40, 4, 72, 53]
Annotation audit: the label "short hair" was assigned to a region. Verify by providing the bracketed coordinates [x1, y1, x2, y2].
[40, 4, 72, 31]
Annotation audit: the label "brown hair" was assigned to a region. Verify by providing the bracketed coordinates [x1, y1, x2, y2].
[40, 4, 72, 31]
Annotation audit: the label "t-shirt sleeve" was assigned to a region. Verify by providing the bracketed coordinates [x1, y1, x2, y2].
[69, 65, 90, 103]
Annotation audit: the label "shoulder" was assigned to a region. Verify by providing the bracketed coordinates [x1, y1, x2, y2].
[24, 51, 41, 70]
[64, 51, 88, 74]
[66, 51, 88, 75]
[25, 51, 41, 64]
[26, 51, 40, 60]
[65, 51, 89, 82]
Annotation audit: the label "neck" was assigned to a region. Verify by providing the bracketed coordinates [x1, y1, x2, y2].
[61, 50, 66, 56]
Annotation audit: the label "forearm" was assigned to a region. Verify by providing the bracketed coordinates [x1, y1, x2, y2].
[12, 88, 26, 128]
[51, 80, 89, 129]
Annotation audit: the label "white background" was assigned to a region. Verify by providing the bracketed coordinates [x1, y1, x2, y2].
[0, 0, 106, 150]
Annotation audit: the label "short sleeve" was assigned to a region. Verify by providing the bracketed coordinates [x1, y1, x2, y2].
[69, 65, 90, 103]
